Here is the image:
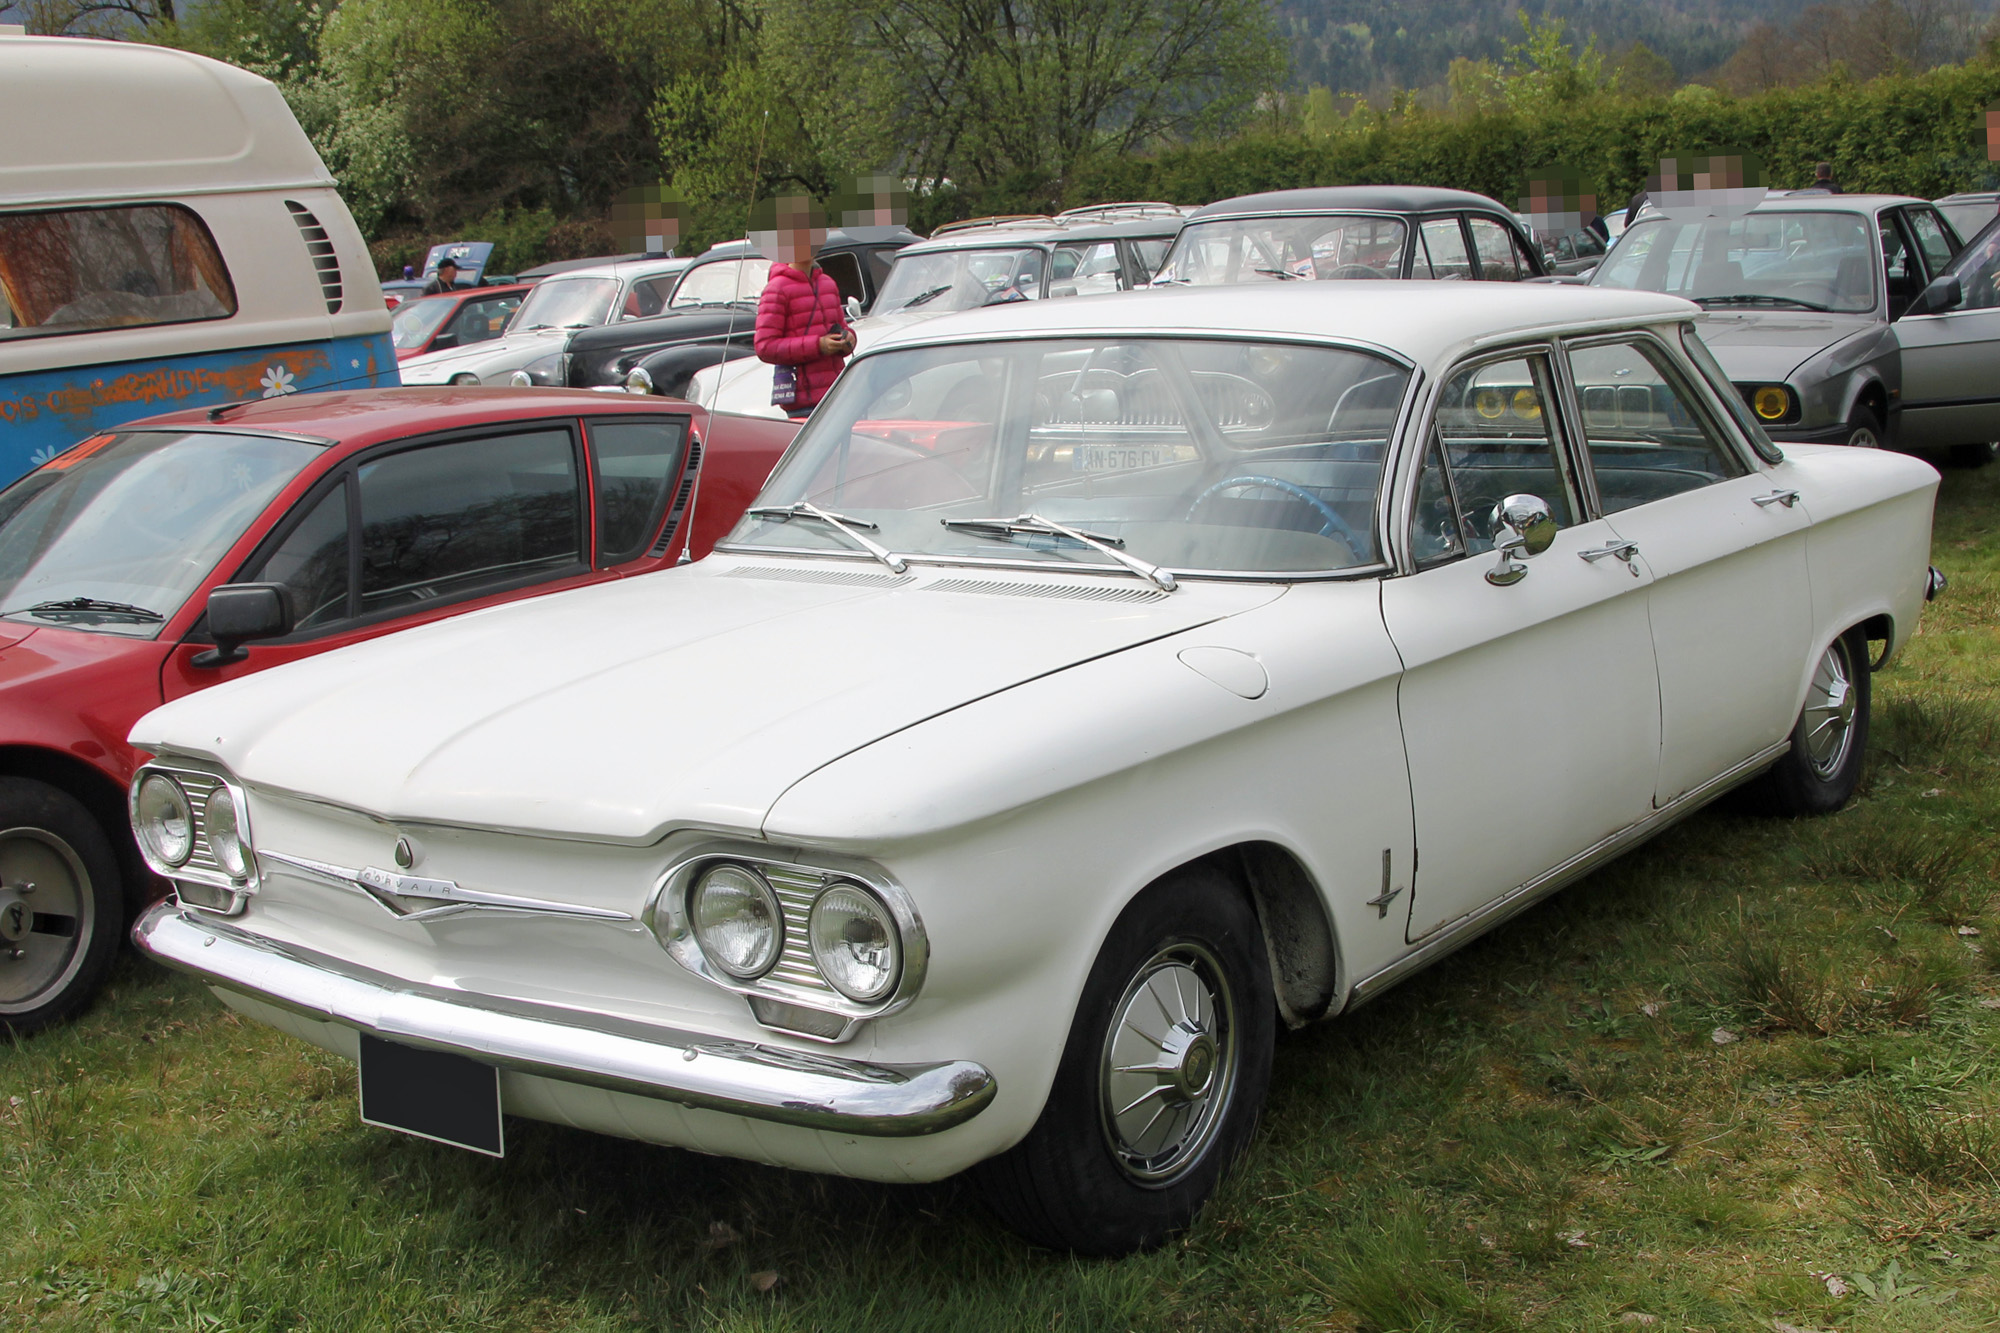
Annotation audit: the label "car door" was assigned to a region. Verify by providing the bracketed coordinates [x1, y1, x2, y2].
[1893, 216, 2000, 448]
[1383, 349, 1662, 942]
[1559, 332, 1814, 805]
[161, 422, 615, 700]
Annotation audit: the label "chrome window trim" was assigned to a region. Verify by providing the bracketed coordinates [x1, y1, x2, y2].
[128, 759, 259, 915]
[644, 843, 931, 1043]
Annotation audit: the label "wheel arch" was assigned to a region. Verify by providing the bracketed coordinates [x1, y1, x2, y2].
[1189, 840, 1341, 1029]
[0, 745, 147, 911]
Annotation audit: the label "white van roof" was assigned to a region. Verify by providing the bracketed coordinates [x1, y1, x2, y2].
[0, 36, 335, 207]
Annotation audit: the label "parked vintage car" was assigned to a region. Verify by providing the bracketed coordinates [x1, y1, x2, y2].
[1536, 223, 1609, 275]
[689, 206, 1187, 417]
[128, 284, 1939, 1255]
[1589, 192, 1997, 466]
[1151, 186, 1548, 286]
[389, 283, 532, 361]
[1934, 191, 1998, 242]
[397, 256, 690, 386]
[554, 228, 921, 396]
[0, 388, 793, 1032]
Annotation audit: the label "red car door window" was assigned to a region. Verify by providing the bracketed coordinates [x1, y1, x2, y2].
[239, 478, 353, 629]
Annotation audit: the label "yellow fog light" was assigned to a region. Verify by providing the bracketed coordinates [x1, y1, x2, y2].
[1511, 388, 1541, 420]
[1753, 386, 1790, 421]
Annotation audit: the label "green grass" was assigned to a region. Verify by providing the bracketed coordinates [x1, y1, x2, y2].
[6, 464, 2000, 1332]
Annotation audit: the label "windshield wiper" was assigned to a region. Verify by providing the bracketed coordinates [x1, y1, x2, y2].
[1250, 266, 1302, 281]
[940, 514, 1177, 592]
[10, 596, 163, 623]
[1695, 295, 1831, 312]
[745, 501, 908, 574]
[898, 284, 955, 310]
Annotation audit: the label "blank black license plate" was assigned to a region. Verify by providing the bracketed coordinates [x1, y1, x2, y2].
[358, 1034, 504, 1157]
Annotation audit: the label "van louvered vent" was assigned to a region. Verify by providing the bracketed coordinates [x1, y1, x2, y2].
[650, 437, 702, 556]
[285, 201, 343, 313]
[723, 565, 912, 588]
[924, 577, 1166, 604]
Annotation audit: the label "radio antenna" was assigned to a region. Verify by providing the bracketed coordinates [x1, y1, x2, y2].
[680, 109, 772, 565]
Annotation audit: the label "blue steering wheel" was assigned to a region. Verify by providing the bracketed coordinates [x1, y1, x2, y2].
[1186, 474, 1361, 551]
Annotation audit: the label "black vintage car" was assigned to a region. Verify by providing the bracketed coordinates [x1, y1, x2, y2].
[552, 228, 920, 396]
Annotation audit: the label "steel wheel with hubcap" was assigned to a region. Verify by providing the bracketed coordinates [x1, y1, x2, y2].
[976, 864, 1274, 1255]
[1740, 626, 1871, 817]
[1844, 404, 1885, 449]
[0, 780, 123, 1033]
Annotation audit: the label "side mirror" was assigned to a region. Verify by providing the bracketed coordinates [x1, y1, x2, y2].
[1486, 494, 1558, 586]
[844, 296, 863, 322]
[1050, 283, 1079, 299]
[428, 331, 459, 351]
[191, 583, 295, 667]
[1909, 274, 1962, 317]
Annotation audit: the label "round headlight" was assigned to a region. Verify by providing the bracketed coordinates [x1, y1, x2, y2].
[689, 864, 783, 979]
[808, 882, 901, 1003]
[204, 787, 251, 879]
[1753, 385, 1790, 421]
[624, 365, 655, 395]
[1511, 388, 1541, 420]
[135, 774, 193, 867]
[1474, 388, 1506, 420]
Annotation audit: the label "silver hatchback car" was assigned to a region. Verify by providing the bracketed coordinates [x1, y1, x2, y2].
[1590, 193, 1999, 467]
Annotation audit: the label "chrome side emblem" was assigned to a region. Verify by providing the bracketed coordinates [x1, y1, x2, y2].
[393, 835, 422, 869]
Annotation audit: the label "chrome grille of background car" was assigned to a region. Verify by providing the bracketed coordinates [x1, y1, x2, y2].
[763, 864, 839, 998]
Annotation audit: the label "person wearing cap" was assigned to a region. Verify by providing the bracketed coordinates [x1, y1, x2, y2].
[420, 257, 462, 296]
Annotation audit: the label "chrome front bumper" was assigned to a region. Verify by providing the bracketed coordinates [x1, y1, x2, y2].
[133, 902, 996, 1137]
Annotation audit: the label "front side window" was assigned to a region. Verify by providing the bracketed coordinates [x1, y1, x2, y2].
[1595, 211, 1877, 313]
[512, 277, 619, 331]
[445, 292, 521, 345]
[0, 431, 319, 636]
[625, 275, 678, 319]
[391, 295, 457, 349]
[356, 429, 582, 616]
[874, 247, 1049, 314]
[668, 259, 764, 310]
[1153, 215, 1407, 285]
[1467, 217, 1529, 280]
[240, 480, 352, 631]
[1905, 208, 1956, 278]
[1414, 218, 1473, 280]
[1953, 219, 2000, 310]
[0, 204, 236, 339]
[1428, 356, 1576, 554]
[728, 337, 1411, 575]
[815, 251, 865, 305]
[1051, 241, 1123, 296]
[1566, 340, 1746, 514]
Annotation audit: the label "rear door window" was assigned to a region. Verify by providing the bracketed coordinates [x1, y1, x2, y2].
[1416, 218, 1472, 279]
[1467, 217, 1530, 280]
[588, 417, 691, 565]
[356, 428, 584, 617]
[0, 203, 236, 339]
[1051, 241, 1123, 296]
[1566, 339, 1746, 514]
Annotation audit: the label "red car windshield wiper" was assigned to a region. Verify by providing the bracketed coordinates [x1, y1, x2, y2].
[12, 596, 164, 623]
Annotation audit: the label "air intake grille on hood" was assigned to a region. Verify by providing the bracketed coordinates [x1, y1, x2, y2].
[285, 201, 343, 314]
[925, 577, 1167, 603]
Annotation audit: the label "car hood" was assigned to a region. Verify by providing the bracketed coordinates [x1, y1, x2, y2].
[128, 557, 1283, 844]
[396, 327, 569, 382]
[1693, 310, 1880, 383]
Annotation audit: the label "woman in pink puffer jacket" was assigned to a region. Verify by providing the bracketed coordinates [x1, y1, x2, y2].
[753, 214, 854, 419]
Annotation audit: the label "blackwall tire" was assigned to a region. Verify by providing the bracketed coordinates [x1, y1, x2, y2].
[974, 863, 1274, 1256]
[1740, 626, 1871, 818]
[1844, 405, 1885, 449]
[0, 779, 124, 1034]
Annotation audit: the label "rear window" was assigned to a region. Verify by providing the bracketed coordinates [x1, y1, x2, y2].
[0, 204, 237, 339]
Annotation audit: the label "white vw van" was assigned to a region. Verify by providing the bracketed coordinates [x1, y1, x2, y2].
[0, 36, 394, 485]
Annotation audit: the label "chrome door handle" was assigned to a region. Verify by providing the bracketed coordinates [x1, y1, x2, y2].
[1753, 489, 1802, 508]
[1578, 540, 1641, 575]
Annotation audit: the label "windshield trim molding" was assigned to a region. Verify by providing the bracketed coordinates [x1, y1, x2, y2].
[711, 543, 1392, 585]
[850, 327, 1417, 376]
[120, 426, 338, 447]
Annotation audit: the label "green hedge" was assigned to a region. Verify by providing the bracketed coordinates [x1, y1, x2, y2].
[1067, 64, 2000, 213]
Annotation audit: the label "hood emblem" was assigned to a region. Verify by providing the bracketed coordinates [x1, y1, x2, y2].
[393, 835, 423, 869]
[261, 850, 631, 923]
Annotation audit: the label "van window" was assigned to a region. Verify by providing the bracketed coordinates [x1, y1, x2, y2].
[0, 204, 236, 339]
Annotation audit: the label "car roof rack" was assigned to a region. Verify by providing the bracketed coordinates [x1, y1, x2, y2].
[930, 214, 1055, 237]
[1052, 202, 1188, 223]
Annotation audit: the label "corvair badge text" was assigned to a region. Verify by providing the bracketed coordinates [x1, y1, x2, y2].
[260, 850, 631, 923]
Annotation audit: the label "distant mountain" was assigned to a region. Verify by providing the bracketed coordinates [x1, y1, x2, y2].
[1279, 0, 1869, 92]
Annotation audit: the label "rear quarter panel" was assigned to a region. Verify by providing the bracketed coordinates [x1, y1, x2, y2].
[1787, 443, 1939, 672]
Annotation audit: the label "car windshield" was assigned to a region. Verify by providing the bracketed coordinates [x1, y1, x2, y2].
[390, 295, 456, 348]
[726, 337, 1410, 575]
[668, 258, 765, 309]
[1153, 216, 1409, 285]
[1593, 211, 1877, 313]
[512, 276, 618, 330]
[0, 431, 321, 637]
[875, 247, 1049, 312]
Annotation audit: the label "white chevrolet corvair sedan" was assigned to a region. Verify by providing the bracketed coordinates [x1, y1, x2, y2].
[127, 285, 1941, 1254]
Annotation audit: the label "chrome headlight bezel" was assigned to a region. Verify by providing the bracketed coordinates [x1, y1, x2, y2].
[645, 844, 928, 1042]
[128, 760, 260, 914]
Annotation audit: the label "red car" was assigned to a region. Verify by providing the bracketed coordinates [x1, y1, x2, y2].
[0, 388, 794, 1031]
[390, 283, 535, 361]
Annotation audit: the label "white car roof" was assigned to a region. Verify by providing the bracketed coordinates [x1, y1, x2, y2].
[861, 283, 1698, 370]
[532, 258, 690, 284]
[0, 36, 334, 206]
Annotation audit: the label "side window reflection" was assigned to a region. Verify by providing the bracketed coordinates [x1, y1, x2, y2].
[1431, 355, 1574, 552]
